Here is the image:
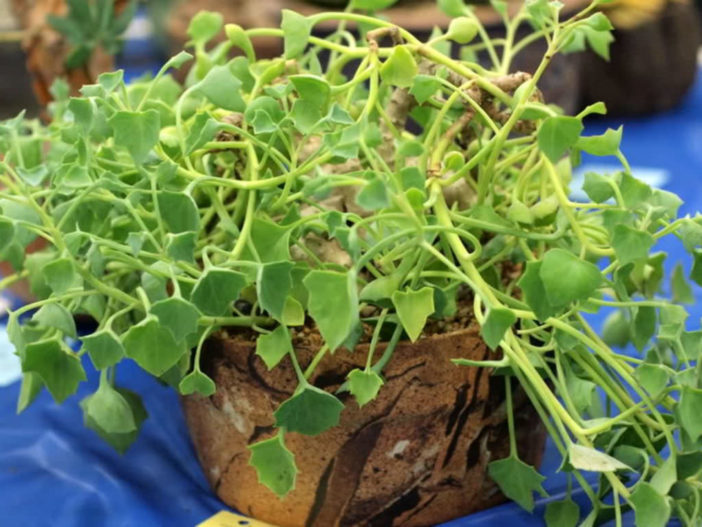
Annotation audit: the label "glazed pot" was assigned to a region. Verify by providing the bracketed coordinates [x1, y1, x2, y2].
[183, 323, 547, 527]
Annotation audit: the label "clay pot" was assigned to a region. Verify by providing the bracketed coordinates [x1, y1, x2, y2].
[183, 324, 547, 527]
[580, 1, 701, 115]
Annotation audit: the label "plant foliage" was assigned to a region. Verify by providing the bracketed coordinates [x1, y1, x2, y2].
[2, 0, 701, 524]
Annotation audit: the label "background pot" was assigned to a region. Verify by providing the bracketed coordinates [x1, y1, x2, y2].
[183, 324, 546, 527]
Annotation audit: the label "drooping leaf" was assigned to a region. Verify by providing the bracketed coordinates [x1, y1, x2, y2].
[32, 303, 77, 339]
[488, 455, 547, 512]
[274, 385, 345, 435]
[677, 386, 702, 442]
[82, 379, 137, 434]
[545, 499, 580, 527]
[248, 433, 298, 497]
[22, 339, 86, 403]
[391, 287, 435, 342]
[150, 297, 201, 344]
[348, 369, 384, 407]
[179, 370, 216, 396]
[257, 262, 294, 321]
[568, 444, 631, 473]
[612, 225, 654, 266]
[517, 261, 556, 320]
[481, 308, 516, 350]
[82, 330, 125, 370]
[255, 325, 293, 370]
[121, 317, 188, 376]
[303, 270, 359, 351]
[191, 268, 247, 316]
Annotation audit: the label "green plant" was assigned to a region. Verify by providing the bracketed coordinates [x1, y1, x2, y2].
[1, 1, 701, 525]
[48, 0, 138, 68]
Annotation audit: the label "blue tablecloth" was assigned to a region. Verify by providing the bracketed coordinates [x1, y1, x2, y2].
[2, 48, 700, 527]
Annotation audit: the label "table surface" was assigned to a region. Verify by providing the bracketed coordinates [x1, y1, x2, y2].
[2, 56, 700, 527]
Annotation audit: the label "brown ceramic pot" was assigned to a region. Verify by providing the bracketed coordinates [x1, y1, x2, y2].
[183, 323, 547, 527]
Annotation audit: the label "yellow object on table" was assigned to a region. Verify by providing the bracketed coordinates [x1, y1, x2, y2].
[197, 510, 278, 527]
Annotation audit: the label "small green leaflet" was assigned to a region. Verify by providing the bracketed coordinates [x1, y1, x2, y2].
[166, 232, 196, 263]
[356, 173, 390, 211]
[196, 65, 245, 112]
[582, 172, 614, 203]
[391, 287, 435, 342]
[636, 363, 669, 398]
[539, 249, 602, 307]
[446, 17, 478, 44]
[17, 372, 43, 413]
[619, 172, 653, 210]
[82, 388, 147, 454]
[274, 385, 344, 436]
[630, 482, 671, 527]
[22, 339, 86, 403]
[121, 316, 188, 376]
[82, 378, 137, 434]
[179, 370, 216, 397]
[545, 499, 580, 527]
[612, 224, 654, 265]
[41, 258, 80, 295]
[255, 325, 293, 370]
[602, 311, 630, 349]
[538, 116, 583, 162]
[481, 308, 516, 350]
[438, 0, 466, 17]
[32, 303, 77, 339]
[248, 433, 298, 497]
[348, 369, 384, 407]
[281, 10, 311, 59]
[257, 261, 294, 321]
[303, 270, 359, 351]
[568, 444, 631, 473]
[150, 297, 201, 344]
[186, 10, 223, 46]
[410, 75, 440, 104]
[380, 46, 418, 88]
[517, 261, 555, 320]
[82, 330, 125, 370]
[225, 24, 255, 62]
[109, 110, 161, 163]
[650, 456, 677, 496]
[184, 112, 220, 154]
[671, 264, 694, 304]
[488, 455, 547, 512]
[576, 127, 622, 156]
[191, 268, 247, 316]
[677, 386, 702, 441]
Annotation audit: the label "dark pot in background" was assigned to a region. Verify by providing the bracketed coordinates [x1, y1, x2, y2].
[183, 325, 547, 527]
[580, 1, 701, 115]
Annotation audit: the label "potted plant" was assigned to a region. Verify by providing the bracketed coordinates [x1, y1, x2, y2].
[1, 1, 701, 526]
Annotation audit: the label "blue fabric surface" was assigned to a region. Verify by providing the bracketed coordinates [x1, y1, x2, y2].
[2, 45, 700, 526]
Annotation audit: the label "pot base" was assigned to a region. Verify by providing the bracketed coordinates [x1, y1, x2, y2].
[183, 326, 546, 527]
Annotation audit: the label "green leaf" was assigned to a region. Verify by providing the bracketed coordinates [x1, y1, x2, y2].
[290, 75, 331, 110]
[248, 433, 298, 497]
[582, 172, 614, 203]
[184, 111, 220, 154]
[150, 297, 201, 344]
[282, 296, 305, 326]
[568, 443, 631, 472]
[650, 456, 677, 496]
[619, 172, 652, 210]
[409, 75, 440, 104]
[612, 225, 654, 266]
[109, 110, 161, 162]
[348, 369, 384, 407]
[258, 262, 294, 321]
[82, 330, 125, 370]
[303, 270, 359, 351]
[545, 499, 580, 527]
[488, 455, 547, 512]
[671, 264, 694, 304]
[32, 303, 77, 338]
[356, 172, 390, 211]
[17, 372, 44, 413]
[677, 386, 702, 442]
[179, 370, 216, 396]
[481, 308, 516, 350]
[380, 46, 418, 88]
[274, 385, 344, 435]
[691, 250, 702, 286]
[82, 378, 137, 434]
[22, 339, 86, 403]
[41, 258, 80, 295]
[83, 387, 147, 454]
[518, 261, 556, 320]
[540, 249, 603, 307]
[350, 0, 398, 9]
[156, 191, 200, 234]
[576, 127, 622, 156]
[255, 325, 292, 370]
[242, 219, 291, 263]
[438, 0, 466, 17]
[166, 232, 196, 263]
[281, 10, 311, 59]
[196, 65, 245, 112]
[391, 287, 435, 342]
[632, 306, 656, 351]
[68, 97, 93, 130]
[538, 116, 583, 162]
[630, 482, 671, 527]
[121, 317, 187, 376]
[191, 268, 247, 316]
[97, 70, 124, 93]
[225, 23, 255, 61]
[187, 11, 223, 46]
